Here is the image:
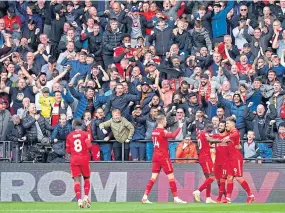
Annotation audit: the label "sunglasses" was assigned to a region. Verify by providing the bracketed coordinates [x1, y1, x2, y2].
[240, 9, 247, 11]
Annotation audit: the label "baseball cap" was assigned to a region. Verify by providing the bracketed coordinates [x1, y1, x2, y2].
[146, 61, 156, 67]
[141, 81, 150, 86]
[38, 72, 47, 77]
[134, 105, 141, 110]
[67, 1, 74, 7]
[131, 6, 139, 12]
[213, 3, 221, 7]
[266, 47, 273, 52]
[42, 87, 50, 93]
[7, 7, 15, 16]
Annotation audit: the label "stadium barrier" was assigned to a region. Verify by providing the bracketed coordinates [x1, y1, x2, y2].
[0, 140, 282, 163]
[0, 163, 285, 203]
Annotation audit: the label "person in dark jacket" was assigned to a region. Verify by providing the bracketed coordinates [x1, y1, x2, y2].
[148, 17, 173, 59]
[172, 19, 192, 55]
[104, 83, 142, 118]
[245, 103, 276, 160]
[22, 103, 53, 161]
[6, 115, 25, 162]
[22, 103, 53, 145]
[191, 21, 212, 53]
[267, 121, 285, 162]
[91, 108, 112, 161]
[81, 23, 103, 61]
[49, 114, 72, 163]
[130, 105, 147, 161]
[218, 91, 247, 139]
[102, 18, 124, 68]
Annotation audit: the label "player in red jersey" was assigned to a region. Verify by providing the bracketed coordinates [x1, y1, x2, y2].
[66, 118, 92, 208]
[221, 116, 255, 203]
[208, 121, 229, 202]
[141, 115, 186, 204]
[193, 123, 216, 203]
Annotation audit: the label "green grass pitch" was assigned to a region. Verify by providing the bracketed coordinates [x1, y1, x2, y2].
[0, 203, 285, 213]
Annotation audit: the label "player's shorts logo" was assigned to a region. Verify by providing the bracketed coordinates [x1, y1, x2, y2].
[234, 168, 237, 174]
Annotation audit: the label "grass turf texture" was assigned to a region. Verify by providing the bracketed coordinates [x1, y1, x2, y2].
[0, 203, 284, 213]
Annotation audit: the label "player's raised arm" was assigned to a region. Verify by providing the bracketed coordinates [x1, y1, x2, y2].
[206, 136, 222, 144]
[164, 122, 184, 139]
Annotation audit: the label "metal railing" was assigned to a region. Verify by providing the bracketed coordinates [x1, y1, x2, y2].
[1, 139, 284, 163]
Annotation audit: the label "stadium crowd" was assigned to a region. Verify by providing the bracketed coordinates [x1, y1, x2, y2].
[0, 0, 284, 163]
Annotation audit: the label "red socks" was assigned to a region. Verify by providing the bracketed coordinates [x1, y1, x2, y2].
[144, 178, 156, 196]
[74, 182, 81, 200]
[169, 179, 178, 197]
[240, 180, 251, 196]
[226, 180, 234, 198]
[84, 179, 91, 196]
[198, 178, 214, 192]
[206, 185, 211, 198]
[218, 179, 226, 200]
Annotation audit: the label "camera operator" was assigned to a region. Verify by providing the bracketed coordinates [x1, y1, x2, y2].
[22, 103, 53, 162]
[49, 114, 72, 163]
[6, 115, 25, 162]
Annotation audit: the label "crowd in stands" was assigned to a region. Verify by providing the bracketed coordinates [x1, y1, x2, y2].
[0, 0, 285, 163]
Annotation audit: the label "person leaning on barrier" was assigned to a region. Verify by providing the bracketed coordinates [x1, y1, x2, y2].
[99, 109, 134, 161]
[175, 135, 198, 164]
[0, 98, 11, 141]
[6, 114, 25, 162]
[48, 114, 72, 163]
[91, 108, 113, 161]
[267, 121, 285, 162]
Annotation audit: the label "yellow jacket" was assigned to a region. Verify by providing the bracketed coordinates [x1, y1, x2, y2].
[39, 95, 55, 118]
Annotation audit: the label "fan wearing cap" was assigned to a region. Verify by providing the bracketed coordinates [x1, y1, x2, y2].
[218, 91, 247, 140]
[129, 105, 147, 161]
[211, 1, 234, 43]
[39, 87, 55, 119]
[232, 17, 254, 50]
[126, 6, 153, 47]
[3, 7, 22, 32]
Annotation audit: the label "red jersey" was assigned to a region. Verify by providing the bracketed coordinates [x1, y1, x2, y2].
[66, 129, 92, 163]
[236, 62, 252, 75]
[152, 127, 181, 161]
[113, 46, 135, 77]
[227, 128, 243, 160]
[213, 133, 229, 165]
[197, 131, 211, 162]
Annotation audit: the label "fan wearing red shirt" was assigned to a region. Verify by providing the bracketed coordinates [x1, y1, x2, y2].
[141, 115, 186, 204]
[210, 121, 229, 202]
[222, 116, 255, 203]
[193, 124, 216, 204]
[66, 119, 92, 208]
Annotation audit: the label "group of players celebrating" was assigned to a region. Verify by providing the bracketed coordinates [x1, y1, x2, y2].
[66, 114, 254, 209]
[142, 115, 255, 204]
